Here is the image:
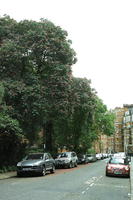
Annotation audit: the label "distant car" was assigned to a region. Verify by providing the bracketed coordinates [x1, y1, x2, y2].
[86, 154, 97, 162]
[106, 157, 130, 177]
[96, 153, 102, 160]
[113, 152, 127, 159]
[17, 153, 55, 176]
[102, 153, 108, 159]
[55, 152, 78, 168]
[77, 154, 89, 164]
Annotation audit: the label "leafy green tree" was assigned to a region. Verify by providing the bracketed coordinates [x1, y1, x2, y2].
[0, 16, 76, 80]
[3, 79, 45, 145]
[0, 82, 4, 104]
[69, 78, 96, 152]
[0, 82, 25, 167]
[53, 77, 97, 153]
[0, 15, 77, 151]
[0, 15, 114, 155]
[0, 112, 25, 167]
[92, 97, 115, 140]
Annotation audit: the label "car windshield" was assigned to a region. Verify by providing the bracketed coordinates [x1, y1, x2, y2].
[78, 154, 85, 158]
[109, 158, 128, 165]
[59, 152, 70, 158]
[87, 155, 92, 157]
[25, 154, 43, 160]
[53, 154, 61, 159]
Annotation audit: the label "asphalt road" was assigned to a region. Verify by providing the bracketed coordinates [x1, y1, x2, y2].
[0, 159, 130, 200]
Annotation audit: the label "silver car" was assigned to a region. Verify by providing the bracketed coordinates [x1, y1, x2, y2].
[55, 152, 78, 168]
[86, 154, 97, 162]
[17, 153, 55, 176]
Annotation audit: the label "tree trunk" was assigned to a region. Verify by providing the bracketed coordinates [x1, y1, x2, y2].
[43, 121, 53, 152]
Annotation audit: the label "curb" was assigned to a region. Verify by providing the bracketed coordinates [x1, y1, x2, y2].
[0, 172, 16, 180]
[131, 158, 133, 200]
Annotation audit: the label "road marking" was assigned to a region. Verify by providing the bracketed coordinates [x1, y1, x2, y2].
[128, 193, 132, 197]
[83, 176, 102, 193]
[82, 175, 104, 195]
[90, 183, 94, 187]
[115, 185, 128, 189]
[94, 183, 128, 189]
[85, 175, 103, 185]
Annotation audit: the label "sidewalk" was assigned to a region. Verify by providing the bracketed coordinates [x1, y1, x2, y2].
[130, 157, 133, 200]
[0, 171, 16, 180]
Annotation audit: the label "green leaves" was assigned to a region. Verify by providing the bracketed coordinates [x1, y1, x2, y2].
[0, 113, 22, 135]
[0, 15, 115, 154]
[0, 82, 4, 104]
[0, 111, 26, 167]
[93, 97, 115, 136]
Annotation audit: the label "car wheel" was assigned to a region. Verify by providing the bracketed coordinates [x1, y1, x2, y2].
[17, 172, 22, 177]
[75, 161, 78, 167]
[50, 165, 55, 173]
[69, 162, 73, 168]
[106, 171, 109, 176]
[127, 174, 130, 178]
[41, 166, 46, 176]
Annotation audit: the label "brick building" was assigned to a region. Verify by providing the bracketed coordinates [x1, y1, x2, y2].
[123, 104, 133, 154]
[93, 106, 128, 153]
[113, 107, 128, 152]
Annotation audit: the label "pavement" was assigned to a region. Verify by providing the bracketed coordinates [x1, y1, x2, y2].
[130, 157, 133, 200]
[0, 160, 133, 200]
[0, 171, 16, 180]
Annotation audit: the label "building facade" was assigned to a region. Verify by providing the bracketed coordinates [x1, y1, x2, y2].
[123, 104, 133, 155]
[113, 107, 128, 152]
[93, 106, 129, 154]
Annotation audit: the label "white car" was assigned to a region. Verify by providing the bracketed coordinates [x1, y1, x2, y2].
[113, 152, 126, 159]
[96, 153, 102, 160]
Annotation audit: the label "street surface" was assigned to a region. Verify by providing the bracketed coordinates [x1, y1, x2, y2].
[0, 159, 130, 200]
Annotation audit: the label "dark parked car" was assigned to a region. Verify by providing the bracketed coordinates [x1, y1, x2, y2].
[17, 153, 55, 176]
[77, 154, 89, 164]
[106, 157, 130, 177]
[55, 152, 78, 168]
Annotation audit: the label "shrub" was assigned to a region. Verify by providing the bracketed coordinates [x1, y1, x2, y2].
[0, 113, 26, 167]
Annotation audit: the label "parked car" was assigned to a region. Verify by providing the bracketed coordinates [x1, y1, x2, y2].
[52, 153, 61, 159]
[55, 152, 78, 168]
[86, 154, 97, 162]
[106, 157, 130, 177]
[77, 154, 89, 164]
[102, 153, 108, 159]
[52, 153, 61, 168]
[17, 152, 55, 176]
[96, 153, 103, 160]
[113, 152, 127, 159]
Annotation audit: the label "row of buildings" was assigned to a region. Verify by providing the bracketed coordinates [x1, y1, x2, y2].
[94, 104, 133, 155]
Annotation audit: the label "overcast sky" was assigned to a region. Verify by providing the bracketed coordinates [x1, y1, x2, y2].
[1, 0, 133, 109]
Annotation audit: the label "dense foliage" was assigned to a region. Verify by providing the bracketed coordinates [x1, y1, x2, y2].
[0, 83, 26, 167]
[0, 15, 115, 167]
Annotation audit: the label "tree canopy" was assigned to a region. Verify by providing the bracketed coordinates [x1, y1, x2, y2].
[0, 15, 115, 159]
